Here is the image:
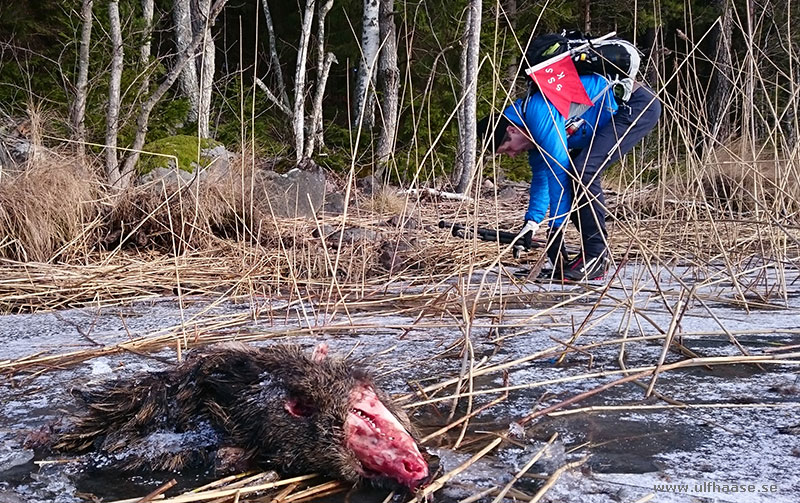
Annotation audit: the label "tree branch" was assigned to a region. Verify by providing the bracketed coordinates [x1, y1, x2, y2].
[120, 0, 228, 179]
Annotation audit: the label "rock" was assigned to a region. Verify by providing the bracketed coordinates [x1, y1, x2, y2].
[378, 239, 418, 273]
[482, 179, 495, 190]
[138, 136, 232, 186]
[357, 175, 381, 195]
[0, 118, 32, 171]
[325, 178, 338, 193]
[327, 227, 381, 246]
[323, 192, 347, 215]
[253, 162, 326, 219]
[311, 224, 335, 239]
[201, 144, 233, 182]
[497, 186, 518, 200]
[386, 215, 419, 229]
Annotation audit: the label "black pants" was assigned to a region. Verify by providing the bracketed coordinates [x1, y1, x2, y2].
[546, 84, 662, 265]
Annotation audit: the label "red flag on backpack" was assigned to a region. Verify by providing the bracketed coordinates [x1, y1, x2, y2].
[526, 52, 593, 118]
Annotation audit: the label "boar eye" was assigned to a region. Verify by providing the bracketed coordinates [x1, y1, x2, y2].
[283, 396, 317, 418]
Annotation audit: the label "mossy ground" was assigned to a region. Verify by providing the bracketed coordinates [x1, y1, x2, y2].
[137, 135, 222, 175]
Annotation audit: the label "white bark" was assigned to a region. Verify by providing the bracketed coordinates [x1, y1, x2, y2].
[400, 188, 474, 202]
[106, 0, 125, 186]
[261, 0, 290, 109]
[308, 0, 334, 154]
[71, 0, 93, 156]
[305, 51, 336, 158]
[140, 0, 154, 64]
[136, 0, 155, 112]
[293, 0, 316, 162]
[196, 0, 215, 137]
[122, 0, 228, 178]
[455, 0, 482, 194]
[353, 0, 379, 129]
[174, 0, 199, 123]
[257, 0, 338, 161]
[375, 0, 399, 172]
[255, 77, 293, 117]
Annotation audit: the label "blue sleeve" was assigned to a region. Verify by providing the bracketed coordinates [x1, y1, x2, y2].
[525, 154, 549, 223]
[507, 97, 571, 227]
[525, 152, 571, 226]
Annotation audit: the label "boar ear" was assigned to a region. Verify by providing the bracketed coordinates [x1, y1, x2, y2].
[311, 343, 329, 363]
[284, 397, 317, 417]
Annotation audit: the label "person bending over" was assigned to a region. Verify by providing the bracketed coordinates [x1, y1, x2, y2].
[477, 74, 660, 281]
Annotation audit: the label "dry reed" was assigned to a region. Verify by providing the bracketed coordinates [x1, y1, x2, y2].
[1, 3, 800, 502]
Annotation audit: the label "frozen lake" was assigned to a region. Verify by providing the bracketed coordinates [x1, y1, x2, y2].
[0, 260, 798, 502]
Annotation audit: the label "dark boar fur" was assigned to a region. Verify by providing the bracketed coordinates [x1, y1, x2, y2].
[55, 343, 429, 490]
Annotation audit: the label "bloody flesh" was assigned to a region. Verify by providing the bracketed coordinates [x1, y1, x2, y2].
[344, 384, 428, 488]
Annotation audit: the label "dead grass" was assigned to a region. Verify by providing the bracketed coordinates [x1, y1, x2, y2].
[702, 139, 800, 218]
[360, 186, 408, 214]
[0, 150, 99, 262]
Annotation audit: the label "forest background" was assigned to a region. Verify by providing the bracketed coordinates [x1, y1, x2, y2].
[0, 0, 797, 274]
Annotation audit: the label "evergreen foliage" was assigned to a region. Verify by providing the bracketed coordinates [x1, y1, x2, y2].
[0, 1, 797, 183]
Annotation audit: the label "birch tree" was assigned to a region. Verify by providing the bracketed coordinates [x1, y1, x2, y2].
[579, 0, 592, 35]
[141, 0, 154, 64]
[375, 0, 399, 174]
[261, 0, 290, 111]
[121, 0, 228, 178]
[292, 0, 315, 160]
[257, 0, 336, 163]
[174, 0, 200, 124]
[70, 0, 93, 158]
[195, 0, 215, 137]
[707, 0, 733, 143]
[139, 0, 154, 89]
[353, 0, 380, 130]
[305, 0, 336, 158]
[454, 0, 482, 193]
[106, 0, 125, 186]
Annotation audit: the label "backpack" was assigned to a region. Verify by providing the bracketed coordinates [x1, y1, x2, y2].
[522, 30, 642, 102]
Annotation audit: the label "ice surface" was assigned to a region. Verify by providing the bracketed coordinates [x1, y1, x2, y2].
[0, 263, 798, 502]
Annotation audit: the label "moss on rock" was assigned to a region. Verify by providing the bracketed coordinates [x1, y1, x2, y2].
[138, 135, 222, 175]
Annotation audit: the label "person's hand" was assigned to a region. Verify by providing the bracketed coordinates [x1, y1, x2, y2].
[516, 220, 539, 248]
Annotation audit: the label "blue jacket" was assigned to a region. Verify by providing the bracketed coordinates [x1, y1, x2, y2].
[503, 74, 618, 227]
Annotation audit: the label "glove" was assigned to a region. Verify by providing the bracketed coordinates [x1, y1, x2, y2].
[516, 220, 540, 248]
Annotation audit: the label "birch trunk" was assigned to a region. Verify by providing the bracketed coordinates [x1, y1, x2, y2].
[580, 0, 592, 35]
[140, 0, 154, 65]
[353, 0, 379, 130]
[106, 0, 125, 187]
[136, 0, 155, 114]
[122, 0, 228, 177]
[195, 0, 215, 137]
[454, 0, 481, 194]
[70, 0, 93, 157]
[174, 0, 199, 123]
[375, 0, 399, 174]
[452, 22, 469, 187]
[293, 0, 316, 162]
[305, 52, 336, 158]
[707, 0, 733, 143]
[305, 0, 334, 156]
[261, 0, 290, 110]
